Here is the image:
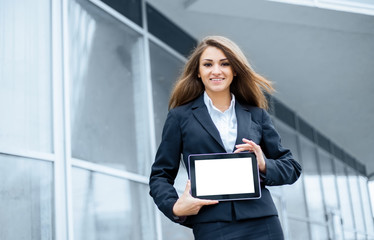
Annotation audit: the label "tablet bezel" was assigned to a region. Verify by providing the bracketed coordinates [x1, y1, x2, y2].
[188, 152, 261, 201]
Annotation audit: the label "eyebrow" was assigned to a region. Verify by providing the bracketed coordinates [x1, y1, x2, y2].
[201, 58, 228, 61]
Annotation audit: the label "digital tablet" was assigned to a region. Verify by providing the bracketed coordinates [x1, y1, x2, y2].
[188, 152, 261, 201]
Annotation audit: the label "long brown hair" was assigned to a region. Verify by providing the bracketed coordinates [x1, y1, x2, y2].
[169, 36, 274, 109]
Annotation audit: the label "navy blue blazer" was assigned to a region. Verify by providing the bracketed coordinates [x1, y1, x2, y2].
[149, 94, 302, 227]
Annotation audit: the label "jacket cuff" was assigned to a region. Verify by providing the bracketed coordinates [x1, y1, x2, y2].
[172, 214, 187, 223]
[260, 157, 276, 185]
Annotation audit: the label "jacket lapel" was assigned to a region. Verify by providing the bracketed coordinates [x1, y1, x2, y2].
[234, 101, 252, 149]
[192, 95, 226, 151]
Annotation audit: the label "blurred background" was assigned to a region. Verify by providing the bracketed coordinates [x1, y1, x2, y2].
[1, 0, 374, 239]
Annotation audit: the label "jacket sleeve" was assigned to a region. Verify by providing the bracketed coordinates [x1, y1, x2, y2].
[259, 109, 302, 186]
[149, 110, 184, 223]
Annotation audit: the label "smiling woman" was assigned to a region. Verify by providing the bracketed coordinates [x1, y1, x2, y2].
[168, 36, 274, 110]
[198, 46, 235, 111]
[149, 36, 302, 240]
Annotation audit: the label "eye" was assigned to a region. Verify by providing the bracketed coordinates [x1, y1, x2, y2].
[203, 63, 212, 67]
[221, 62, 230, 66]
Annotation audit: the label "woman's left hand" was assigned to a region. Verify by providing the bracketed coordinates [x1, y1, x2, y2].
[234, 138, 266, 173]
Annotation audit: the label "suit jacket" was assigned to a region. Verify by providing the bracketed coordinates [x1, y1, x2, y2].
[149, 94, 302, 227]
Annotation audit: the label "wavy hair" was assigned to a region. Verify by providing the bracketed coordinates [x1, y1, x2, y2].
[169, 36, 274, 109]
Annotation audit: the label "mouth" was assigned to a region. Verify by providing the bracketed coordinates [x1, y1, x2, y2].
[210, 78, 225, 82]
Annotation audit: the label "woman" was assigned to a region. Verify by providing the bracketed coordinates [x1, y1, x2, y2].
[149, 36, 302, 239]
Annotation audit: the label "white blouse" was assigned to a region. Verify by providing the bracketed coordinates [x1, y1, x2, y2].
[203, 92, 238, 153]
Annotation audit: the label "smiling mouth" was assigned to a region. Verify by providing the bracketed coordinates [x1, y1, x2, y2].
[210, 78, 225, 81]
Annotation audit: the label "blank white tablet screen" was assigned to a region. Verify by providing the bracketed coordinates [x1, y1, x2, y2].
[194, 157, 255, 196]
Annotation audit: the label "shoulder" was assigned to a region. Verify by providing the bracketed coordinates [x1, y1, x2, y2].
[169, 101, 194, 114]
[167, 100, 196, 124]
[236, 100, 266, 118]
[236, 101, 274, 128]
[169, 95, 202, 116]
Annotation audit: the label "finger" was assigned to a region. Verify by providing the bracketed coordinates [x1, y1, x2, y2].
[243, 140, 262, 152]
[234, 147, 250, 153]
[184, 180, 191, 193]
[235, 143, 249, 148]
[249, 142, 262, 154]
[235, 144, 255, 151]
[233, 149, 242, 153]
[198, 199, 219, 205]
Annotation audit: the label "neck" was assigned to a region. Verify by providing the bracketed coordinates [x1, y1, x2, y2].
[206, 91, 232, 112]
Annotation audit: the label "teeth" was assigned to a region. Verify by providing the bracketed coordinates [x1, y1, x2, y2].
[211, 78, 224, 81]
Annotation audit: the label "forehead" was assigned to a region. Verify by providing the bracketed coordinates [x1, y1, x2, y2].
[200, 46, 227, 60]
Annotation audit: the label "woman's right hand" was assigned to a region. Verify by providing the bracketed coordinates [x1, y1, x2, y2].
[172, 180, 219, 217]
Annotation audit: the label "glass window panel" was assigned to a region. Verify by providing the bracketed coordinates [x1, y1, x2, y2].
[72, 168, 156, 240]
[161, 214, 194, 240]
[335, 159, 355, 231]
[271, 193, 287, 230]
[69, 0, 151, 175]
[101, 0, 142, 27]
[343, 230, 356, 240]
[173, 162, 189, 193]
[0, 154, 53, 239]
[357, 233, 366, 240]
[274, 120, 307, 218]
[347, 167, 365, 232]
[328, 209, 344, 240]
[359, 176, 374, 236]
[269, 184, 283, 197]
[149, 38, 192, 240]
[318, 149, 344, 240]
[299, 136, 325, 223]
[288, 218, 310, 240]
[159, 163, 191, 239]
[273, 119, 299, 156]
[0, 0, 52, 152]
[310, 224, 329, 240]
[318, 149, 339, 210]
[149, 41, 184, 144]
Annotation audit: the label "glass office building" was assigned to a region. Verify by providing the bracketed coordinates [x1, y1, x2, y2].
[1, 0, 373, 239]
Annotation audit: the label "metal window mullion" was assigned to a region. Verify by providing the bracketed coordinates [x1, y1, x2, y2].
[288, 214, 329, 227]
[71, 158, 148, 184]
[0, 149, 54, 162]
[51, 0, 69, 239]
[287, 215, 311, 223]
[364, 179, 374, 236]
[61, 0, 75, 238]
[141, 1, 163, 240]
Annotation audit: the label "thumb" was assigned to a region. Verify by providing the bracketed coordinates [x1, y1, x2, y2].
[184, 180, 191, 194]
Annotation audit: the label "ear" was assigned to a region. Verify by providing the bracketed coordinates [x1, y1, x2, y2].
[198, 73, 201, 78]
[234, 72, 237, 77]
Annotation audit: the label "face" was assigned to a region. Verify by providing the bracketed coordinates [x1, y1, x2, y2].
[198, 46, 235, 96]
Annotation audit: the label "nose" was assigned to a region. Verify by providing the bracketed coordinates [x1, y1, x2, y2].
[212, 64, 221, 75]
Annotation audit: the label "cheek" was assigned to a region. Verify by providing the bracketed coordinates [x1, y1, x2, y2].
[225, 70, 234, 81]
[199, 69, 210, 81]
